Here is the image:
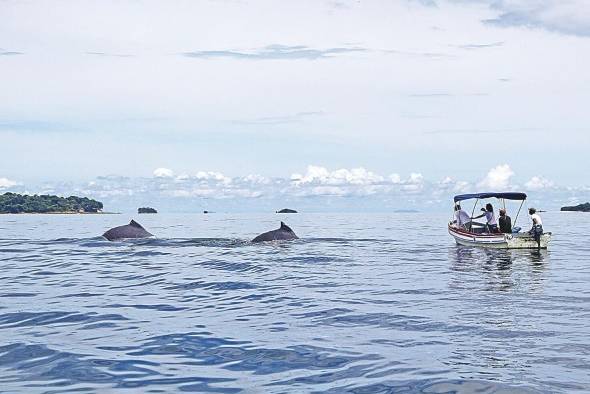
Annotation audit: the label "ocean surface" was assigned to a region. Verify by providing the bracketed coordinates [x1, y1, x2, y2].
[0, 212, 588, 393]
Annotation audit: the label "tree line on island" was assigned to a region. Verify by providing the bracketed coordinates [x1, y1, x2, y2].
[3, 191, 588, 215]
[0, 192, 103, 213]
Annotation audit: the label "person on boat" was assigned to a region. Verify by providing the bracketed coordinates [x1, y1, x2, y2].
[498, 208, 512, 233]
[472, 203, 498, 233]
[453, 204, 471, 229]
[528, 207, 543, 247]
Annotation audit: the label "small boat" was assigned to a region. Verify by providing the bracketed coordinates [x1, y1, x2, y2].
[448, 192, 551, 249]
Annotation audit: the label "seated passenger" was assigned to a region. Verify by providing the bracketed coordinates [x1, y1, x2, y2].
[453, 204, 471, 229]
[472, 203, 498, 233]
[498, 208, 512, 233]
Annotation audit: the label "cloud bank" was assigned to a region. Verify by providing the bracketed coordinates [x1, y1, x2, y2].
[1, 165, 587, 212]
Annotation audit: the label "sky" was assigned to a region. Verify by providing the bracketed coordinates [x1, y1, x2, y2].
[1, 0, 589, 212]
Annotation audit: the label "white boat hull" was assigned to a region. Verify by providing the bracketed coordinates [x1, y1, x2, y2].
[448, 225, 551, 249]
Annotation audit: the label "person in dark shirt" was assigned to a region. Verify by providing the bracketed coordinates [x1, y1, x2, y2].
[498, 208, 512, 233]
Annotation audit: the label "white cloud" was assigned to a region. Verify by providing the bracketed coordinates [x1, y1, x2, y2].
[153, 167, 174, 178]
[172, 171, 231, 184]
[401, 172, 425, 192]
[0, 177, 18, 188]
[407, 173, 424, 184]
[242, 174, 270, 184]
[453, 181, 471, 193]
[389, 173, 402, 184]
[434, 176, 471, 194]
[477, 164, 515, 190]
[291, 165, 384, 186]
[525, 176, 554, 191]
[195, 171, 231, 184]
[440, 176, 453, 185]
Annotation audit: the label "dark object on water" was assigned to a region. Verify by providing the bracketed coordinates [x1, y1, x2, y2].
[103, 220, 153, 241]
[276, 208, 297, 213]
[252, 222, 299, 243]
[138, 207, 157, 214]
[203, 210, 209, 214]
[561, 202, 590, 212]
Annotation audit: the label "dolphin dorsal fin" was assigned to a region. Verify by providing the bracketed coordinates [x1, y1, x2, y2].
[129, 220, 143, 228]
[280, 221, 292, 231]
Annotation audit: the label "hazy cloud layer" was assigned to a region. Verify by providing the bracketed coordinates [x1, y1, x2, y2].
[483, 0, 590, 37]
[0, 50, 23, 56]
[183, 45, 367, 60]
[85, 51, 133, 58]
[234, 112, 324, 126]
[383, 49, 454, 59]
[454, 41, 504, 50]
[411, 1, 590, 37]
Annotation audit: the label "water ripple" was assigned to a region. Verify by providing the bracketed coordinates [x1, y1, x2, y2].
[0, 212, 587, 393]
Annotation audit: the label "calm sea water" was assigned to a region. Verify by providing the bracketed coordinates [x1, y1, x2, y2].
[0, 212, 588, 393]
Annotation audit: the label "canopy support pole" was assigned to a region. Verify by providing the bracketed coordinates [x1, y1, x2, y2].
[514, 200, 525, 227]
[471, 198, 479, 218]
[470, 198, 479, 232]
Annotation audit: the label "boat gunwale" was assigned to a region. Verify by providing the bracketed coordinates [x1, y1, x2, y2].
[447, 224, 508, 239]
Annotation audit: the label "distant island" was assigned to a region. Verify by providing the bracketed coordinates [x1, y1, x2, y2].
[276, 208, 297, 213]
[138, 207, 157, 214]
[561, 202, 590, 212]
[0, 192, 103, 214]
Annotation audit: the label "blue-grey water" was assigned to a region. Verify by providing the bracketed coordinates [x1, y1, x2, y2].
[0, 212, 588, 393]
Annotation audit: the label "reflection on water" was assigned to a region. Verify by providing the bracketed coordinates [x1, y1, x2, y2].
[449, 245, 549, 293]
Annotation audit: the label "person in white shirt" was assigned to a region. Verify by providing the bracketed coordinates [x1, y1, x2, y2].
[453, 204, 471, 229]
[472, 203, 498, 233]
[528, 207, 543, 247]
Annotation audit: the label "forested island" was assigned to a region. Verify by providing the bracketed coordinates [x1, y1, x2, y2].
[276, 208, 298, 213]
[138, 207, 157, 214]
[0, 192, 103, 214]
[561, 202, 590, 212]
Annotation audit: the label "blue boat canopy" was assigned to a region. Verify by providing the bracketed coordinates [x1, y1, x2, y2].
[454, 192, 527, 202]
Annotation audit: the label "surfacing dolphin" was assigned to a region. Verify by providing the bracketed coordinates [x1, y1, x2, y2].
[252, 222, 298, 243]
[103, 220, 153, 241]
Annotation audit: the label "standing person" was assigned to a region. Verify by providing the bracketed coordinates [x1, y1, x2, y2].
[528, 207, 543, 248]
[472, 203, 498, 233]
[453, 204, 471, 229]
[498, 208, 512, 233]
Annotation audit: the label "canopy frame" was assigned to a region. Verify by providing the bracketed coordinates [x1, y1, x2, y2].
[452, 192, 528, 233]
[454, 192, 527, 203]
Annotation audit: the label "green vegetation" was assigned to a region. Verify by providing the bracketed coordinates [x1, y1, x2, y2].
[0, 192, 103, 214]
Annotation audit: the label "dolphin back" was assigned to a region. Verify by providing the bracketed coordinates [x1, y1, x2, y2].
[103, 220, 153, 241]
[252, 222, 298, 243]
